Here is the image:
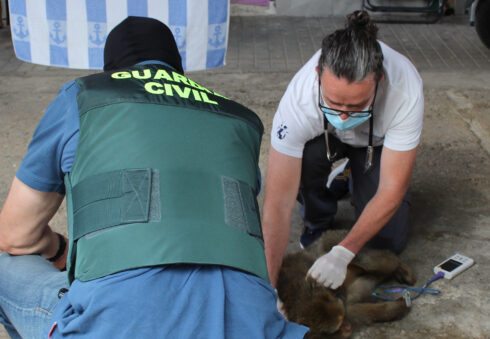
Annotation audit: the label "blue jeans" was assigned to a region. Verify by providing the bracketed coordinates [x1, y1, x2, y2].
[0, 253, 68, 339]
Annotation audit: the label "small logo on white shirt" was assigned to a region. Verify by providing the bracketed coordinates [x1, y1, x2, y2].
[277, 123, 288, 140]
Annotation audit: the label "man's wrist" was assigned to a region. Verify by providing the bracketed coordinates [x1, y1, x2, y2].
[331, 245, 355, 263]
[338, 237, 362, 255]
[47, 232, 66, 262]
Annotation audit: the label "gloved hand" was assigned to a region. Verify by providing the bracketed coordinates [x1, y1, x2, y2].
[307, 245, 355, 289]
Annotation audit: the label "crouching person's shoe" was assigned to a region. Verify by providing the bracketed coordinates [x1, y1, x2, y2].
[300, 226, 327, 249]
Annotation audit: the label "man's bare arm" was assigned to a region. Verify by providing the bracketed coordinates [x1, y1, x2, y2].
[0, 177, 64, 260]
[262, 147, 302, 287]
[339, 146, 418, 254]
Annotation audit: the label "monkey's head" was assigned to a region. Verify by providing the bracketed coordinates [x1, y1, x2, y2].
[298, 279, 346, 334]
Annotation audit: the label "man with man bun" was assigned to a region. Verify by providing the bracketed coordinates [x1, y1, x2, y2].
[263, 11, 424, 289]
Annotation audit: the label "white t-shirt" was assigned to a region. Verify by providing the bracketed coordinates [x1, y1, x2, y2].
[271, 41, 424, 158]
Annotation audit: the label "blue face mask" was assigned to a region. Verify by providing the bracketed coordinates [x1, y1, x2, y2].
[324, 111, 371, 130]
[318, 83, 374, 131]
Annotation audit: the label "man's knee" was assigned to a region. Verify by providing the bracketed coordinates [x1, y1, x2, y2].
[368, 234, 407, 254]
[0, 253, 60, 282]
[0, 253, 14, 271]
[368, 198, 411, 254]
[301, 135, 332, 185]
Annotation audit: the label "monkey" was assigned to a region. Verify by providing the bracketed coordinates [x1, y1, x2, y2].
[277, 230, 416, 338]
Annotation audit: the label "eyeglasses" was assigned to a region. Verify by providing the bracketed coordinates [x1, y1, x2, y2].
[319, 80, 379, 174]
[318, 81, 378, 118]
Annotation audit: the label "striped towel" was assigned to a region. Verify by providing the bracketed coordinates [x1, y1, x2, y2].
[8, 0, 229, 71]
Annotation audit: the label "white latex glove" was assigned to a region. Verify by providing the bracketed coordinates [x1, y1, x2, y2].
[307, 245, 355, 289]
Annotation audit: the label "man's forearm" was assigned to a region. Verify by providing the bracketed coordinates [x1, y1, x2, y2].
[340, 146, 416, 254]
[263, 212, 291, 287]
[0, 177, 64, 256]
[262, 147, 303, 286]
[0, 222, 59, 257]
[339, 189, 403, 254]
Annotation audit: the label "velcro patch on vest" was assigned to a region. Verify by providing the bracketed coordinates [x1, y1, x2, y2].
[222, 176, 263, 246]
[72, 169, 161, 240]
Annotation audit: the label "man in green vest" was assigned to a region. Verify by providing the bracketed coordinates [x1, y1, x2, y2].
[0, 17, 308, 339]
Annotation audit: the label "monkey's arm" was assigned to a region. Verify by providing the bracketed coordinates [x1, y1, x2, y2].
[345, 299, 410, 326]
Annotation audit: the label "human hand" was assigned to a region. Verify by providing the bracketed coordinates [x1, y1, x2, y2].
[307, 245, 355, 289]
[48, 233, 68, 271]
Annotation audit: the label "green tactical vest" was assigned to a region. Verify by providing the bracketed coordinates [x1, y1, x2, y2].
[64, 64, 268, 283]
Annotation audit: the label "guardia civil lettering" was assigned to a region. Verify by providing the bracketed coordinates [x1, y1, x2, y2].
[110, 68, 228, 105]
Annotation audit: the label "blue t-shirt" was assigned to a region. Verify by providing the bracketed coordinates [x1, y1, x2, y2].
[17, 64, 305, 338]
[17, 80, 79, 195]
[49, 265, 307, 339]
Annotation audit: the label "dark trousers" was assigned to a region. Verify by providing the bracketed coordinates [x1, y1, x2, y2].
[298, 134, 410, 253]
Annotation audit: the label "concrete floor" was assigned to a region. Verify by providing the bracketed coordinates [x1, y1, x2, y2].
[0, 14, 489, 338]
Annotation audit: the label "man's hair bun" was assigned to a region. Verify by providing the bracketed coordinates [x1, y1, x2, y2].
[318, 10, 384, 82]
[346, 10, 378, 36]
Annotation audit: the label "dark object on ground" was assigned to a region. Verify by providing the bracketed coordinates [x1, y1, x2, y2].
[475, 0, 490, 48]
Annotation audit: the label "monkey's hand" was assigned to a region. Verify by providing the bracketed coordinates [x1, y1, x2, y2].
[307, 245, 354, 289]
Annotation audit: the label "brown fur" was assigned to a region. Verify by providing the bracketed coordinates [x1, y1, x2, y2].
[277, 230, 416, 338]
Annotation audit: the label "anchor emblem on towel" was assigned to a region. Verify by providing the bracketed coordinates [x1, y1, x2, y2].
[14, 16, 29, 39]
[209, 25, 225, 48]
[173, 27, 186, 50]
[89, 23, 106, 46]
[50, 22, 66, 45]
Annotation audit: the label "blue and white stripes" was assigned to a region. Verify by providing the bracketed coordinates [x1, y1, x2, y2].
[9, 0, 229, 71]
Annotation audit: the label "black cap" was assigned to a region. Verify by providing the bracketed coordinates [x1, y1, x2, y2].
[103, 16, 184, 73]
